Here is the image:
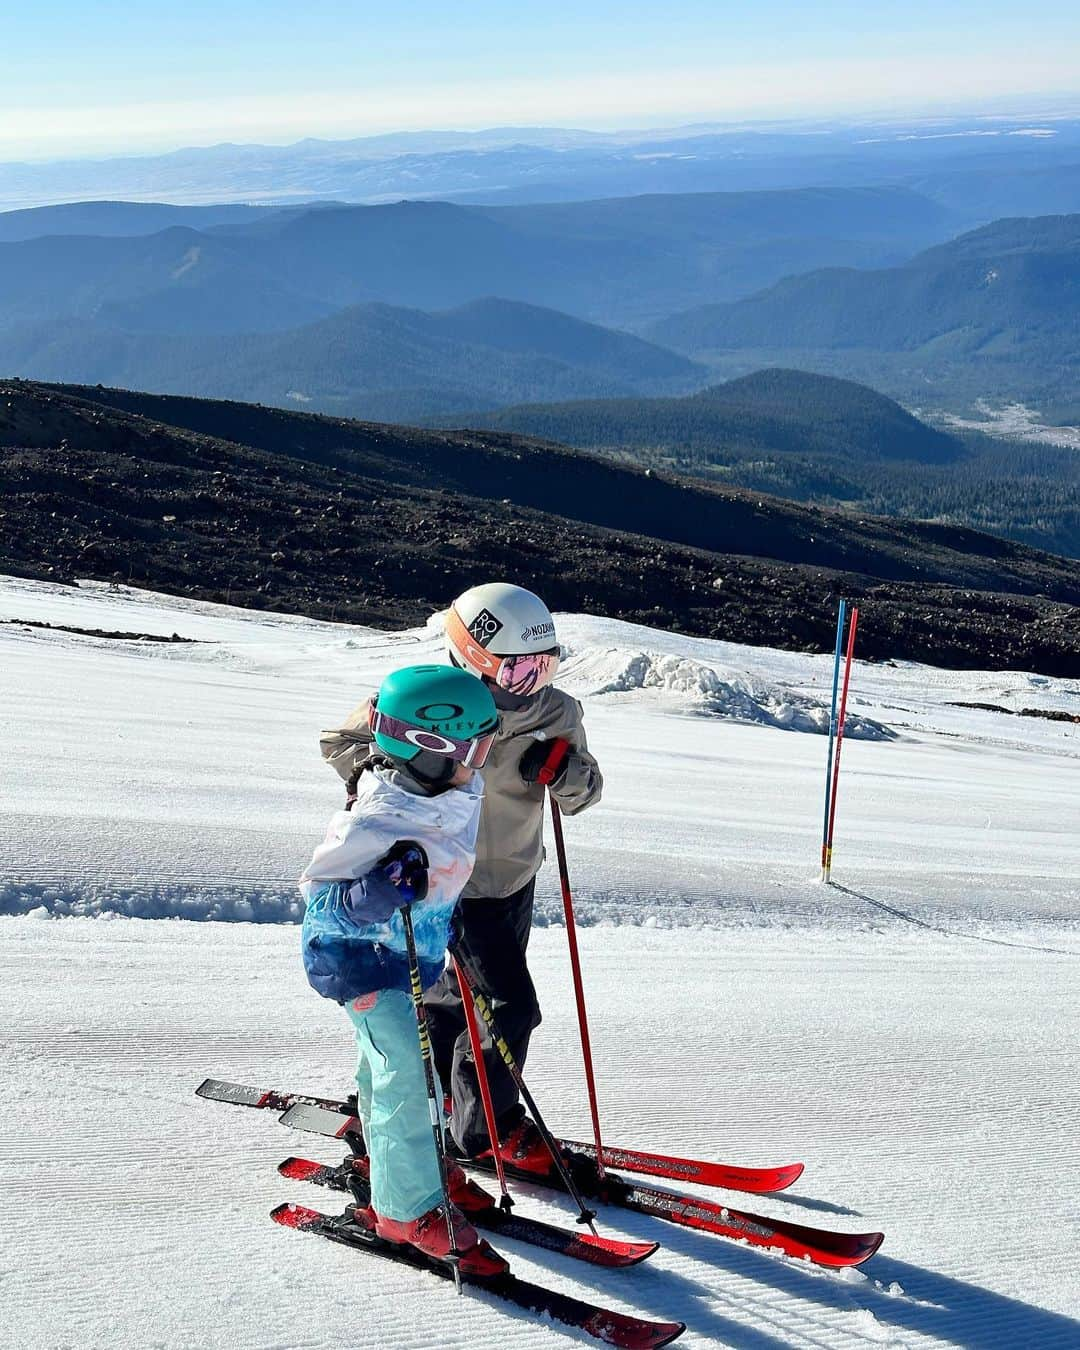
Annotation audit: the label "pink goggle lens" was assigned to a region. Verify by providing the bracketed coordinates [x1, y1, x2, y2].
[496, 650, 560, 696]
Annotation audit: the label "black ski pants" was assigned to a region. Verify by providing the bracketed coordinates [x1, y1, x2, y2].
[426, 879, 541, 1157]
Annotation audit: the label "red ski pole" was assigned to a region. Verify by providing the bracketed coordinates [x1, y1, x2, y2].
[453, 955, 514, 1212]
[824, 606, 859, 883]
[539, 738, 607, 1181]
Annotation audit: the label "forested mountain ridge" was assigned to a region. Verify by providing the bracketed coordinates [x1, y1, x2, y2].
[447, 369, 961, 463]
[442, 369, 1080, 558]
[652, 213, 1080, 351]
[647, 213, 1080, 410]
[0, 298, 704, 422]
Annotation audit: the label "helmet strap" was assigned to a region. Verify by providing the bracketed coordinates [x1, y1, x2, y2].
[400, 749, 458, 794]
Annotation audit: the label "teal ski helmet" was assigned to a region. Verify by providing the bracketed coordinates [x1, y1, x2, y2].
[370, 665, 499, 779]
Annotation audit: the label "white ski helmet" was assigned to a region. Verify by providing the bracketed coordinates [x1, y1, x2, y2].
[446, 582, 560, 697]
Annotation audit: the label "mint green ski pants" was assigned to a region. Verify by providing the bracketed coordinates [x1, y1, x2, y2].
[344, 988, 444, 1222]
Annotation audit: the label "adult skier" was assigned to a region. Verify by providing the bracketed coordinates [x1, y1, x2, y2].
[321, 583, 603, 1172]
[300, 663, 507, 1276]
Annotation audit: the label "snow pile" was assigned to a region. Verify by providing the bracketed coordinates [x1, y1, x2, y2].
[0, 878, 302, 923]
[560, 645, 892, 739]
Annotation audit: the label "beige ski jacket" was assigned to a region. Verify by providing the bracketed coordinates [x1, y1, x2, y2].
[320, 685, 602, 899]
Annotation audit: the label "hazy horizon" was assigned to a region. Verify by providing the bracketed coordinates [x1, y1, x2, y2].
[3, 96, 1080, 172]
[5, 0, 1080, 161]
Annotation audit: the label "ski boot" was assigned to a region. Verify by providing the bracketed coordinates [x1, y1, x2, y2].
[481, 1118, 552, 1175]
[446, 1162, 498, 1216]
[374, 1203, 508, 1277]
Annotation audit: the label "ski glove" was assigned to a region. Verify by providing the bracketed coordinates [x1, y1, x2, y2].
[343, 840, 430, 922]
[376, 840, 430, 904]
[519, 738, 571, 786]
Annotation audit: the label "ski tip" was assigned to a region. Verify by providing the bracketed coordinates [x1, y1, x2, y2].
[583, 1311, 686, 1348]
[793, 1228, 884, 1268]
[851, 1231, 885, 1265]
[271, 1201, 322, 1230]
[656, 1323, 688, 1349]
[574, 1234, 661, 1267]
[721, 1161, 806, 1193]
[278, 1157, 325, 1181]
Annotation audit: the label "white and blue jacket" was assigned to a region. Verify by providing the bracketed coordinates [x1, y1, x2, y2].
[300, 765, 483, 1003]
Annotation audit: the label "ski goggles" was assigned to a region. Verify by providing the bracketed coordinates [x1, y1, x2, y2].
[369, 707, 497, 768]
[446, 607, 560, 696]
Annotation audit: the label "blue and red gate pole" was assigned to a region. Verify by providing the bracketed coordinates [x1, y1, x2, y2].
[820, 599, 847, 881]
[822, 604, 859, 883]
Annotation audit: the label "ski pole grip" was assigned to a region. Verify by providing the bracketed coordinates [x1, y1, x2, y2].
[537, 737, 571, 786]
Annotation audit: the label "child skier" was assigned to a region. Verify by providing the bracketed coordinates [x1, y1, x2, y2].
[300, 663, 507, 1276]
[320, 583, 603, 1173]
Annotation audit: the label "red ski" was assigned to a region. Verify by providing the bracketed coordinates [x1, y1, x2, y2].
[273, 1202, 685, 1348]
[568, 1140, 803, 1195]
[280, 1155, 659, 1268]
[196, 1076, 802, 1194]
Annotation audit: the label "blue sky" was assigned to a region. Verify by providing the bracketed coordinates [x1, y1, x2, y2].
[4, 1, 1080, 159]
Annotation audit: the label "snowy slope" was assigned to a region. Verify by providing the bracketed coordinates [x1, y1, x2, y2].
[2, 575, 1079, 1350]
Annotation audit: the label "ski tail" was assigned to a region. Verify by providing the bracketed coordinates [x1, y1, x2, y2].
[196, 1077, 342, 1113]
[279, 1157, 331, 1183]
[271, 1200, 324, 1231]
[279, 1102, 358, 1138]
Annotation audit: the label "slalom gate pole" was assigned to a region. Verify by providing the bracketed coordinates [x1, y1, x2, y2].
[539, 739, 608, 1182]
[823, 606, 860, 884]
[821, 598, 847, 880]
[400, 904, 462, 1294]
[453, 955, 514, 1213]
[452, 945, 599, 1232]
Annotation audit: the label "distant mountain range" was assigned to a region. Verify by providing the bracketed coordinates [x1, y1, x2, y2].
[3, 379, 1078, 675]
[0, 185, 954, 329]
[2, 187, 1079, 453]
[648, 213, 1080, 411]
[3, 113, 1080, 214]
[0, 200, 296, 243]
[0, 184, 966, 417]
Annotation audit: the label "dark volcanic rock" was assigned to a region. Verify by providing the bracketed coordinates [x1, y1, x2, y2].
[1, 379, 1077, 677]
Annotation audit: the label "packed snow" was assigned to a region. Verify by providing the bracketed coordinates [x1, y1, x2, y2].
[2, 575, 1078, 1349]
